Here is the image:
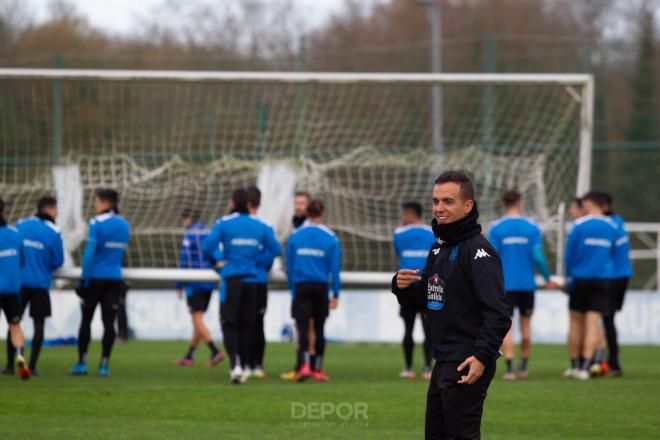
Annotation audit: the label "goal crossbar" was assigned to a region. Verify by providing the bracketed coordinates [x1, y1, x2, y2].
[0, 68, 592, 86]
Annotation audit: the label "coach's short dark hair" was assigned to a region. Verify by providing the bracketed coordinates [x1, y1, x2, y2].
[95, 188, 119, 208]
[306, 199, 325, 218]
[434, 171, 475, 201]
[295, 191, 310, 200]
[247, 186, 261, 208]
[572, 197, 583, 208]
[231, 188, 249, 214]
[402, 201, 423, 219]
[0, 197, 4, 217]
[582, 191, 606, 208]
[37, 196, 57, 213]
[501, 190, 521, 208]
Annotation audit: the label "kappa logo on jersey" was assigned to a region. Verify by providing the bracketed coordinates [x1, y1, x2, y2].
[427, 273, 445, 311]
[474, 248, 491, 259]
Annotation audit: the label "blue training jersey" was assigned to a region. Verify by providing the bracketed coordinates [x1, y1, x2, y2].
[286, 223, 341, 298]
[177, 221, 216, 292]
[609, 214, 633, 279]
[488, 215, 546, 292]
[244, 217, 281, 284]
[16, 216, 64, 290]
[392, 224, 435, 272]
[203, 212, 280, 280]
[0, 223, 23, 294]
[81, 211, 131, 282]
[566, 215, 618, 280]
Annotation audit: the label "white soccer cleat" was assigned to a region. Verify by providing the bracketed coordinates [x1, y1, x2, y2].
[253, 367, 266, 379]
[230, 366, 245, 384]
[575, 369, 590, 380]
[562, 368, 577, 379]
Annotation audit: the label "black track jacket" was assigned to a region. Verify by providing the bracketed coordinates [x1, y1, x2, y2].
[392, 227, 511, 366]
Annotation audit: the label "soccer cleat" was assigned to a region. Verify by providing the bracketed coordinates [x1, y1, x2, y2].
[313, 370, 330, 382]
[296, 363, 312, 382]
[517, 370, 529, 380]
[1, 366, 14, 375]
[399, 369, 415, 380]
[421, 368, 432, 381]
[279, 370, 297, 381]
[97, 364, 110, 377]
[206, 351, 225, 367]
[562, 368, 577, 379]
[575, 369, 590, 380]
[16, 355, 32, 381]
[599, 361, 609, 376]
[69, 362, 89, 376]
[175, 358, 195, 366]
[606, 369, 623, 378]
[502, 371, 517, 381]
[230, 366, 244, 384]
[253, 367, 266, 379]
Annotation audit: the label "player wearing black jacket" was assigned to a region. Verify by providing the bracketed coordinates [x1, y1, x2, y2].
[393, 171, 511, 440]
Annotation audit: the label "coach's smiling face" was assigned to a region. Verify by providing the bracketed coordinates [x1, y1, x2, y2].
[432, 182, 474, 225]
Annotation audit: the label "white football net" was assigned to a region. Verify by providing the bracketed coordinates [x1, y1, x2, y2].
[0, 70, 592, 275]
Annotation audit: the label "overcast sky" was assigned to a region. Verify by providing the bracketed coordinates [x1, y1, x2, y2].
[31, 0, 352, 35]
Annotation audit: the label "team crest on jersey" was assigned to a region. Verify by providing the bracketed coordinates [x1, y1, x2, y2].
[427, 273, 445, 311]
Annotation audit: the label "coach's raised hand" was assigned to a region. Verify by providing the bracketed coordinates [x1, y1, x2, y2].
[396, 269, 421, 289]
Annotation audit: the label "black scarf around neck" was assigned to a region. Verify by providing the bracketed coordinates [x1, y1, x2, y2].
[431, 202, 482, 248]
[36, 212, 56, 223]
[292, 215, 306, 229]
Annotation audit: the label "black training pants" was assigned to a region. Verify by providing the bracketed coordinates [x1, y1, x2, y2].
[425, 361, 496, 440]
[78, 279, 122, 362]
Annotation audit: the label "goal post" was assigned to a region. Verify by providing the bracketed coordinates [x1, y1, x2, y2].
[0, 68, 594, 284]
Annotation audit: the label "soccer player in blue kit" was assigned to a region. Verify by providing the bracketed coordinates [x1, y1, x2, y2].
[596, 192, 632, 377]
[203, 188, 280, 384]
[393, 202, 435, 380]
[174, 208, 225, 367]
[4, 197, 63, 376]
[564, 192, 622, 380]
[286, 199, 341, 383]
[243, 186, 281, 379]
[70, 189, 131, 377]
[489, 190, 555, 380]
[0, 197, 31, 380]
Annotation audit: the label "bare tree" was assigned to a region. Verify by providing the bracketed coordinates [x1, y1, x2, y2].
[0, 0, 32, 57]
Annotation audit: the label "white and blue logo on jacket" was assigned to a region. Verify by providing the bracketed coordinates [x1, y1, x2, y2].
[427, 273, 445, 311]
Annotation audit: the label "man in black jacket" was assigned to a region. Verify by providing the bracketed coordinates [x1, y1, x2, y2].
[393, 171, 511, 440]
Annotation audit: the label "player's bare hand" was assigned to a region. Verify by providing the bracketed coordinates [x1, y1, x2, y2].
[215, 260, 226, 270]
[329, 298, 339, 310]
[457, 356, 485, 385]
[396, 269, 421, 289]
[176, 289, 184, 299]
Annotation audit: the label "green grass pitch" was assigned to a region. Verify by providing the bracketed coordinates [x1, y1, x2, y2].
[1, 341, 659, 439]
